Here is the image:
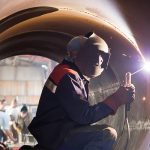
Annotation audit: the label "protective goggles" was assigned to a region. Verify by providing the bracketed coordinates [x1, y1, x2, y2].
[99, 50, 111, 69]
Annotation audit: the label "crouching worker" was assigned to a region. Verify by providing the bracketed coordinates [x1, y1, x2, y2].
[28, 32, 135, 150]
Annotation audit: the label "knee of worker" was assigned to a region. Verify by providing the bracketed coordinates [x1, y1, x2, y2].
[103, 127, 117, 141]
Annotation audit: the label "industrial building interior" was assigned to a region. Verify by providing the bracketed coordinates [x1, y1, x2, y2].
[0, 0, 150, 150]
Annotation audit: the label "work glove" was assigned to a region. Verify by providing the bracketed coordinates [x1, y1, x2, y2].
[103, 84, 135, 113]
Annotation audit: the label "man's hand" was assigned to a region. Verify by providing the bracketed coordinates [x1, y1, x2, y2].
[115, 84, 135, 105]
[103, 84, 135, 113]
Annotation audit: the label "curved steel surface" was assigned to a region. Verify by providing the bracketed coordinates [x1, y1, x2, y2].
[0, 6, 58, 33]
[0, 1, 150, 150]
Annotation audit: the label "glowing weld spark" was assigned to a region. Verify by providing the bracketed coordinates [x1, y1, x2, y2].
[131, 61, 150, 76]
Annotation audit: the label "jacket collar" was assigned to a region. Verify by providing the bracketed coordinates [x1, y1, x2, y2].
[62, 59, 89, 83]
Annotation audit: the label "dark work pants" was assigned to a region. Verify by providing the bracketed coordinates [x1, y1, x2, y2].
[58, 124, 117, 150]
[0, 129, 7, 142]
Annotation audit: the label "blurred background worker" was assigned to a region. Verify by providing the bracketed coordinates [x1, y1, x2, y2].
[0, 99, 16, 143]
[29, 32, 135, 150]
[14, 104, 32, 143]
[6, 97, 20, 142]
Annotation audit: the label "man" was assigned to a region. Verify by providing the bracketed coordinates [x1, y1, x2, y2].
[6, 97, 20, 141]
[29, 32, 135, 150]
[14, 105, 32, 143]
[0, 99, 16, 143]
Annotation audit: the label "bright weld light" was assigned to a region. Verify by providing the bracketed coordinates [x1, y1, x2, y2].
[132, 61, 150, 76]
[143, 61, 150, 72]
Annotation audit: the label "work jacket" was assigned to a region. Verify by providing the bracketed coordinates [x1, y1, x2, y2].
[28, 59, 113, 150]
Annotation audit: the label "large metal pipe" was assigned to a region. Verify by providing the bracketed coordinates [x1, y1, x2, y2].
[0, 7, 149, 150]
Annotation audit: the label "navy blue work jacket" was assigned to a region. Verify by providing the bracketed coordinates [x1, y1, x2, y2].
[28, 59, 113, 150]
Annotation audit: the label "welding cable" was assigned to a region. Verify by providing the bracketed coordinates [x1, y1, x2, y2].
[113, 105, 130, 150]
[124, 105, 131, 150]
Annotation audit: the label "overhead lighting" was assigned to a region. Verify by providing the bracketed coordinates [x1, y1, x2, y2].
[41, 64, 48, 70]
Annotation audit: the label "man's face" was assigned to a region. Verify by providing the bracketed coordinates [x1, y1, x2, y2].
[82, 44, 105, 78]
[75, 36, 110, 79]
[20, 111, 27, 118]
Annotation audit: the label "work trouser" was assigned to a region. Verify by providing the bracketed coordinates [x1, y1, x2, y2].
[0, 129, 7, 142]
[58, 124, 117, 150]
